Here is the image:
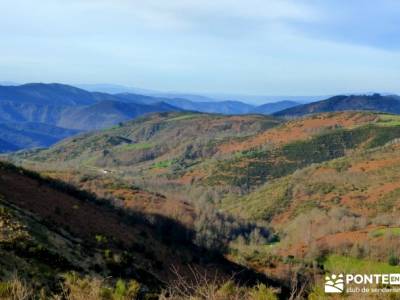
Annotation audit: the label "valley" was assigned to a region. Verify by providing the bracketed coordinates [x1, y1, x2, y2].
[4, 102, 400, 298]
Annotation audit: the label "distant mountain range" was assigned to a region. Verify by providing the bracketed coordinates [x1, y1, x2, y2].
[115, 93, 300, 114]
[0, 83, 183, 151]
[77, 83, 324, 103]
[1, 82, 400, 153]
[77, 84, 229, 102]
[251, 100, 299, 114]
[0, 83, 299, 152]
[158, 98, 255, 114]
[273, 94, 400, 118]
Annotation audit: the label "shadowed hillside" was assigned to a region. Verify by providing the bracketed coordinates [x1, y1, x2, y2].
[0, 161, 285, 298]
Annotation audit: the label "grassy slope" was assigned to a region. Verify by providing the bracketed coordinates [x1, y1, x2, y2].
[215, 116, 400, 287]
[324, 255, 400, 274]
[11, 112, 400, 223]
[222, 141, 400, 222]
[222, 114, 400, 217]
[10, 112, 390, 199]
[222, 138, 400, 264]
[14, 112, 279, 164]
[8, 112, 281, 202]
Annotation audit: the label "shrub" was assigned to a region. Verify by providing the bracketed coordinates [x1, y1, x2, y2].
[216, 280, 239, 299]
[125, 280, 140, 299]
[62, 273, 104, 300]
[112, 279, 140, 300]
[0, 275, 33, 300]
[248, 284, 278, 300]
[160, 266, 279, 300]
[113, 280, 127, 300]
[61, 273, 141, 300]
[307, 286, 328, 300]
[388, 254, 399, 266]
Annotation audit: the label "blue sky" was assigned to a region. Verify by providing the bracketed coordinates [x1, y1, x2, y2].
[0, 0, 399, 96]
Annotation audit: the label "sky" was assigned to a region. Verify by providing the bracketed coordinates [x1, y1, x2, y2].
[0, 0, 400, 96]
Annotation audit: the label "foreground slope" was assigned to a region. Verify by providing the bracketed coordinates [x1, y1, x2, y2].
[0, 161, 282, 297]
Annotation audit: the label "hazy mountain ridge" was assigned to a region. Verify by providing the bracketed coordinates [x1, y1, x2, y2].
[0, 122, 79, 152]
[162, 98, 255, 114]
[77, 83, 326, 104]
[0, 83, 185, 150]
[273, 94, 400, 117]
[2, 83, 400, 154]
[0, 83, 183, 127]
[0, 138, 19, 152]
[251, 100, 299, 114]
[0, 83, 98, 106]
[56, 100, 181, 130]
[117, 93, 302, 115]
[0, 83, 305, 151]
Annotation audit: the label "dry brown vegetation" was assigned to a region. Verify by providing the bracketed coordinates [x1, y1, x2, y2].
[217, 112, 378, 154]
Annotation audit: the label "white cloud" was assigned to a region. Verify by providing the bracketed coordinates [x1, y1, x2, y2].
[0, 0, 399, 94]
[0, 0, 318, 36]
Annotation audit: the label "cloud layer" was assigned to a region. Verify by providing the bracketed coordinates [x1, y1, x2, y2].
[0, 0, 399, 95]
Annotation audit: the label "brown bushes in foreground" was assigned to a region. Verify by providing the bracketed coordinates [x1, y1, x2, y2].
[0, 273, 141, 300]
[0, 270, 279, 300]
[160, 266, 278, 300]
